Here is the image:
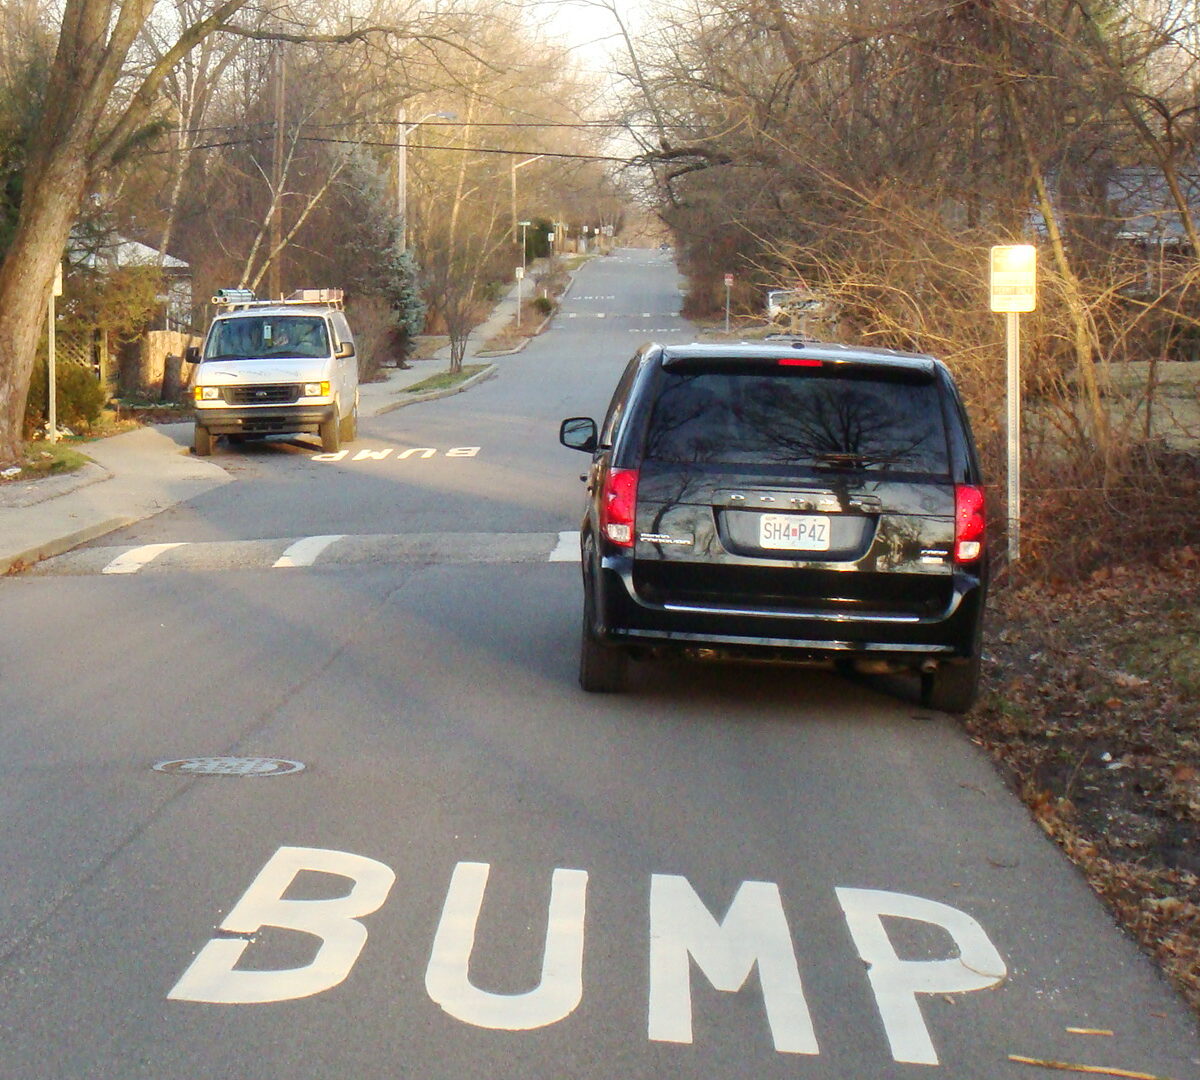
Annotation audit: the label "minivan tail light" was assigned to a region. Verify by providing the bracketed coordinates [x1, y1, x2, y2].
[954, 484, 986, 563]
[777, 357, 822, 367]
[602, 468, 639, 547]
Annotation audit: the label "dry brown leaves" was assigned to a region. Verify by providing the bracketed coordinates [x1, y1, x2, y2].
[968, 548, 1200, 1014]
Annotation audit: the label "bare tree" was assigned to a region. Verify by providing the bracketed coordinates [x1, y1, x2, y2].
[0, 0, 252, 466]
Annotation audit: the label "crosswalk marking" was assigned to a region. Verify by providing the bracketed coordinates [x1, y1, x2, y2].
[101, 543, 186, 575]
[563, 312, 676, 320]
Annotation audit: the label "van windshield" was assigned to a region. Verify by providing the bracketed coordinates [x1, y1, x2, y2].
[206, 315, 330, 360]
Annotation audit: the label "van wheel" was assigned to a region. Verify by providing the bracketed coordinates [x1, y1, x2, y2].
[579, 579, 627, 693]
[920, 653, 981, 714]
[319, 410, 341, 453]
[193, 423, 213, 456]
[339, 405, 357, 443]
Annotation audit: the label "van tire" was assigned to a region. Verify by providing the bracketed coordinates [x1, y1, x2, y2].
[340, 405, 357, 443]
[319, 410, 341, 453]
[579, 567, 627, 692]
[920, 653, 981, 714]
[193, 423, 213, 456]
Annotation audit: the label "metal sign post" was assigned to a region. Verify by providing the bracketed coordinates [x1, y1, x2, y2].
[515, 265, 525, 328]
[724, 273, 733, 333]
[1005, 310, 1021, 559]
[989, 245, 1037, 562]
[48, 262, 63, 444]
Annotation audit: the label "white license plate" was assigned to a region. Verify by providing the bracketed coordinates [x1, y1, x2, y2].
[759, 513, 831, 551]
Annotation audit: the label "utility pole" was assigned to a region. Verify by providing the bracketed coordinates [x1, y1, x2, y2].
[269, 44, 285, 300]
[397, 109, 456, 252]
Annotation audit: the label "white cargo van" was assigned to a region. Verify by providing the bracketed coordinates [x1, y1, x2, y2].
[186, 288, 358, 456]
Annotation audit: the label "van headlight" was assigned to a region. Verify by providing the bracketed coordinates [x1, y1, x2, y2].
[302, 381, 330, 398]
[194, 386, 221, 401]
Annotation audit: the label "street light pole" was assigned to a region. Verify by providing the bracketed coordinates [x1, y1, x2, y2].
[397, 107, 456, 251]
[511, 155, 545, 246]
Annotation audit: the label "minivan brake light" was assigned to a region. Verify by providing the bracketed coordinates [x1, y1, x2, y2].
[954, 484, 986, 563]
[602, 468, 639, 547]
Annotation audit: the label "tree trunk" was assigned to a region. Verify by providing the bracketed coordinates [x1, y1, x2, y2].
[0, 148, 90, 463]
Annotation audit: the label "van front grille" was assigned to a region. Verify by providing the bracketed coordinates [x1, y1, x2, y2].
[224, 384, 299, 405]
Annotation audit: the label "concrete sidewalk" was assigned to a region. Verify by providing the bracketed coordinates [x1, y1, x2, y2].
[0, 274, 534, 575]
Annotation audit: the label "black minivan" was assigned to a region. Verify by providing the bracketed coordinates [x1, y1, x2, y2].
[559, 340, 988, 711]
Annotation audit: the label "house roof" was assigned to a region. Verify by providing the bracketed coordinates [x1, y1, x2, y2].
[74, 234, 189, 270]
[1027, 165, 1200, 245]
[1107, 166, 1200, 243]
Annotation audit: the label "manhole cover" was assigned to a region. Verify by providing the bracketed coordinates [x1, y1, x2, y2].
[153, 756, 305, 777]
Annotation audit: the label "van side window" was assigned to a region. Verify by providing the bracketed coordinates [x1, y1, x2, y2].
[331, 312, 352, 348]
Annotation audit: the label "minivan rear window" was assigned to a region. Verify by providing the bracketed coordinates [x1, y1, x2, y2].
[642, 371, 950, 472]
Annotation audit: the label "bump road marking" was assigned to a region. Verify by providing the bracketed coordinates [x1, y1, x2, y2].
[64, 534, 584, 576]
[166, 844, 1009, 1067]
[549, 531, 578, 562]
[273, 534, 346, 568]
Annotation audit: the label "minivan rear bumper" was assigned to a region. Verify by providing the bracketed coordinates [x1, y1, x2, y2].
[596, 554, 984, 659]
[194, 405, 334, 436]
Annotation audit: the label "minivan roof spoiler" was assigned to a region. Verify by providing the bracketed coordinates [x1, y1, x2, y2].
[659, 342, 939, 378]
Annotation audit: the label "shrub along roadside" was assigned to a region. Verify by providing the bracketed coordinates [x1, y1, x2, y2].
[23, 362, 109, 439]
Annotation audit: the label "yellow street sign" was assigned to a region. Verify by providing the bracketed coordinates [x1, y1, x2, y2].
[989, 245, 1036, 312]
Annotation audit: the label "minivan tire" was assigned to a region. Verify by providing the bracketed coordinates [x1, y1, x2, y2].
[193, 423, 213, 456]
[920, 653, 981, 714]
[579, 579, 628, 693]
[319, 409, 341, 453]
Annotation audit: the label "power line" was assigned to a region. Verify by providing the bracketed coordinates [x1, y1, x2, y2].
[311, 137, 631, 162]
[152, 134, 634, 163]
[177, 119, 651, 135]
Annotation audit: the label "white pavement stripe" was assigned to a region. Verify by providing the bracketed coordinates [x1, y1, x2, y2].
[549, 531, 580, 562]
[101, 543, 186, 575]
[273, 534, 346, 568]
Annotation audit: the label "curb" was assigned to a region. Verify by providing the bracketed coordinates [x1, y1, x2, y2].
[477, 269, 577, 356]
[372, 363, 498, 417]
[1, 515, 134, 576]
[476, 313, 552, 357]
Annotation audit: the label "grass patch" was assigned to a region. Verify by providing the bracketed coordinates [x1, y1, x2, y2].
[1119, 614, 1200, 698]
[1, 440, 91, 482]
[403, 364, 489, 394]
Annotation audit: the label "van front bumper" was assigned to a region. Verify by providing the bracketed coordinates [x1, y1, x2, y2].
[194, 405, 334, 436]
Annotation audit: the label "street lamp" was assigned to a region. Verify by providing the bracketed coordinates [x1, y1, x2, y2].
[511, 155, 545, 248]
[397, 107, 456, 251]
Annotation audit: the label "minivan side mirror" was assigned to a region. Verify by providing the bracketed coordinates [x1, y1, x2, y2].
[185, 346, 201, 364]
[335, 342, 356, 359]
[559, 416, 598, 453]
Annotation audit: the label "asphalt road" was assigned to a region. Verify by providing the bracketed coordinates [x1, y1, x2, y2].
[1, 249, 1198, 1079]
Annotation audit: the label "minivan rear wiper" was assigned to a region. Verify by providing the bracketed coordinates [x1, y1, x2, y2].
[812, 451, 869, 468]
